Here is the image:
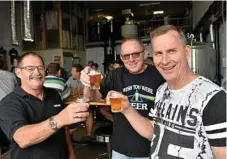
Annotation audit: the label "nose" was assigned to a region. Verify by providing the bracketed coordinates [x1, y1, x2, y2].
[128, 54, 135, 62]
[160, 53, 170, 65]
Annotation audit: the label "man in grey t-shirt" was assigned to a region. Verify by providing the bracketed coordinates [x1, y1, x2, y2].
[0, 61, 17, 101]
[66, 64, 83, 88]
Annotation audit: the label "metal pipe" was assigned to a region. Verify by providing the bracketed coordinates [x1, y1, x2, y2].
[23, 0, 34, 41]
[199, 33, 203, 42]
[11, 0, 19, 45]
[214, 24, 222, 85]
[110, 21, 113, 33]
[210, 24, 215, 49]
[189, 34, 196, 73]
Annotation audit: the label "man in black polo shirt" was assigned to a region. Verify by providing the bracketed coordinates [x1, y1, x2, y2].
[0, 52, 89, 159]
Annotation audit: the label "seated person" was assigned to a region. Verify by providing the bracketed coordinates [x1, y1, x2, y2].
[145, 56, 154, 65]
[10, 56, 21, 86]
[112, 59, 123, 69]
[44, 63, 70, 101]
[67, 64, 83, 89]
[91, 63, 99, 71]
[66, 64, 84, 141]
[60, 67, 69, 81]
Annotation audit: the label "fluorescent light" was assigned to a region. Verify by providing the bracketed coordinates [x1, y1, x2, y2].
[153, 10, 164, 15]
[140, 2, 160, 7]
[122, 9, 132, 15]
[92, 8, 103, 12]
[105, 16, 113, 20]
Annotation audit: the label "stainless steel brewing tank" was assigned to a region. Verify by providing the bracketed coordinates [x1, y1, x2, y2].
[188, 42, 216, 81]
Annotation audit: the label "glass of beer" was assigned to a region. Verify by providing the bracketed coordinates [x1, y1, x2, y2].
[88, 69, 102, 90]
[109, 92, 123, 113]
[76, 97, 89, 103]
[70, 88, 79, 99]
[70, 88, 75, 99]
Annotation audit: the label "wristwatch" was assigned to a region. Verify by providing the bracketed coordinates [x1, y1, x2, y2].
[49, 117, 58, 131]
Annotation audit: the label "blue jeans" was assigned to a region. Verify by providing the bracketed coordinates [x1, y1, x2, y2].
[112, 150, 149, 159]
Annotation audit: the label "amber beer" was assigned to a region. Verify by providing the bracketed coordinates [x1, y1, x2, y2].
[89, 70, 101, 90]
[110, 92, 122, 112]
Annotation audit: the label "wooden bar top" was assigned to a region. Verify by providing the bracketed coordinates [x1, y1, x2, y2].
[65, 99, 109, 106]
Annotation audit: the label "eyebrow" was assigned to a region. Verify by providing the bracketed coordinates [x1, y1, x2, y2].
[122, 50, 144, 55]
[153, 50, 162, 54]
[167, 48, 177, 52]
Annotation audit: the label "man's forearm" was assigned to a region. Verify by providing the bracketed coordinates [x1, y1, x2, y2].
[123, 106, 154, 140]
[13, 115, 64, 148]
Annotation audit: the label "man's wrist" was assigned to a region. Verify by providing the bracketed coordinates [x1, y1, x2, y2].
[54, 114, 64, 129]
[122, 104, 132, 115]
[49, 117, 58, 131]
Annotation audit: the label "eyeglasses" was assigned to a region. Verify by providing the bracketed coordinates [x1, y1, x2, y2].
[121, 50, 144, 60]
[19, 66, 45, 72]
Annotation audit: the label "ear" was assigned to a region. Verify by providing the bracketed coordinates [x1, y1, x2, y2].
[185, 45, 191, 60]
[143, 50, 148, 60]
[15, 68, 21, 78]
[120, 55, 124, 62]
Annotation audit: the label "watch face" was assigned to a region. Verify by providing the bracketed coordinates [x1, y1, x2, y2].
[50, 121, 56, 128]
[49, 118, 57, 130]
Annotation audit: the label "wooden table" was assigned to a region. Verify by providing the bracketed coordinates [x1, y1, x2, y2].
[65, 99, 109, 107]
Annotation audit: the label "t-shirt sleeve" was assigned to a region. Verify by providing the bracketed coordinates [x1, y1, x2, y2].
[0, 96, 28, 142]
[202, 90, 227, 147]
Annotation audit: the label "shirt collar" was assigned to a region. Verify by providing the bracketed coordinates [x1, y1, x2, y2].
[14, 86, 49, 99]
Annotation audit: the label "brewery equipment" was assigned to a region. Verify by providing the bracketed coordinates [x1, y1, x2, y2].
[188, 41, 216, 81]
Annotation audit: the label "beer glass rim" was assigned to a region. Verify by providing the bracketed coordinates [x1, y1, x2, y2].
[110, 91, 122, 97]
[76, 97, 89, 103]
[88, 69, 101, 75]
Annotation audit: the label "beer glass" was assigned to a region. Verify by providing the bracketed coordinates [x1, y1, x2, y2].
[76, 97, 89, 103]
[109, 92, 123, 113]
[70, 88, 79, 99]
[88, 69, 102, 90]
[78, 86, 84, 98]
[70, 88, 76, 99]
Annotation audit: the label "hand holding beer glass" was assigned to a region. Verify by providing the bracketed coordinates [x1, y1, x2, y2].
[88, 69, 102, 90]
[106, 91, 130, 113]
[57, 98, 90, 126]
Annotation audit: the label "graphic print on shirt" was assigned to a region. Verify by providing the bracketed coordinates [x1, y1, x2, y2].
[149, 77, 223, 159]
[123, 85, 155, 111]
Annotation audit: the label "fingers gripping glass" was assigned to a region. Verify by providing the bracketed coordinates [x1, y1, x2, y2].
[19, 66, 45, 72]
[120, 50, 144, 60]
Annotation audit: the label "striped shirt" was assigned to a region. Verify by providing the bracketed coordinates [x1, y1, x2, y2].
[44, 75, 70, 101]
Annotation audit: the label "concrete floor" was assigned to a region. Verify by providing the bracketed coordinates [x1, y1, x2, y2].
[0, 122, 110, 159]
[72, 123, 110, 159]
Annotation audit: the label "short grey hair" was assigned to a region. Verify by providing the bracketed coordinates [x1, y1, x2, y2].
[150, 25, 187, 46]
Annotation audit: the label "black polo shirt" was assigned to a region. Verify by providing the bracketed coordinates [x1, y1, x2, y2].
[0, 87, 68, 159]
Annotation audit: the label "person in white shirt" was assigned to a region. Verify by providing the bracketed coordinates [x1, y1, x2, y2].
[105, 25, 226, 159]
